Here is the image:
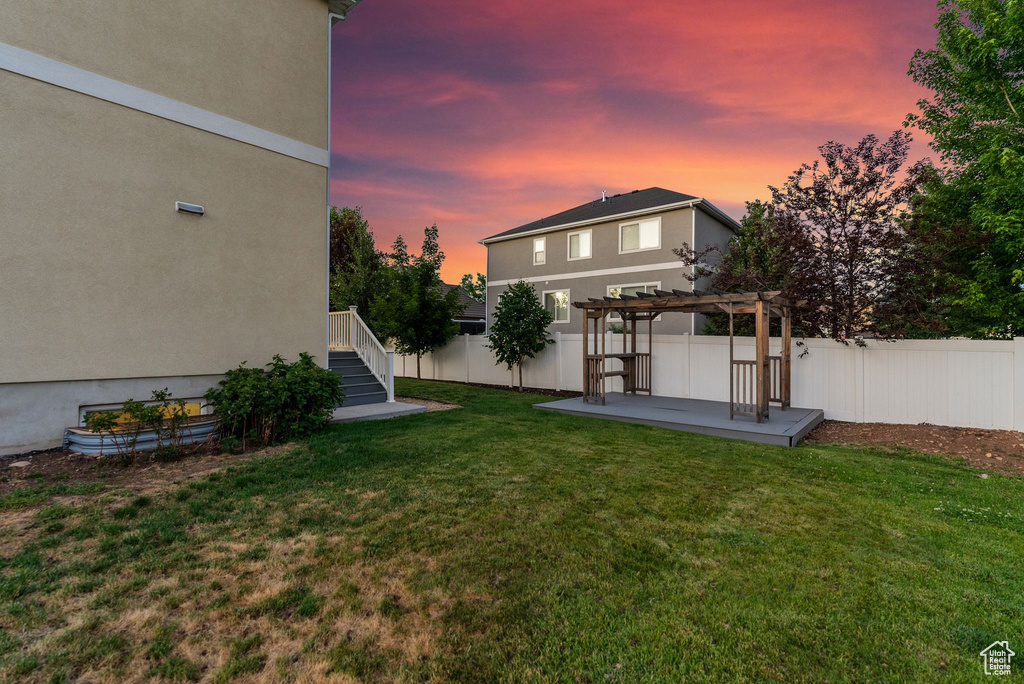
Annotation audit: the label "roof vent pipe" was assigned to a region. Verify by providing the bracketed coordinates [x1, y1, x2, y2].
[601, 190, 606, 202]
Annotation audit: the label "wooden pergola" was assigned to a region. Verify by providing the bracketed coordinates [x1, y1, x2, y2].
[574, 290, 792, 422]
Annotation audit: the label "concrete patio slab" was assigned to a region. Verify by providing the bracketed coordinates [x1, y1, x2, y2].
[331, 401, 426, 424]
[534, 394, 823, 447]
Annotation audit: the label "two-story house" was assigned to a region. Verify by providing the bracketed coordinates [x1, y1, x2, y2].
[480, 188, 738, 335]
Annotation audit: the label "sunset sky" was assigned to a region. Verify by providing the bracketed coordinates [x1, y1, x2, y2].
[329, 0, 940, 283]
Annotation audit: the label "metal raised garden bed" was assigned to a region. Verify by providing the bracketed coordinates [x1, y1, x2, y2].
[63, 416, 219, 456]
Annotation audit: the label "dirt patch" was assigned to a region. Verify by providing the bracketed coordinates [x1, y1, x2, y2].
[0, 445, 294, 499]
[805, 420, 1024, 475]
[395, 396, 460, 412]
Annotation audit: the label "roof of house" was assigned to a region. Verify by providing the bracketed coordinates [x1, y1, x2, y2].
[480, 187, 739, 244]
[442, 284, 486, 320]
[328, 0, 364, 19]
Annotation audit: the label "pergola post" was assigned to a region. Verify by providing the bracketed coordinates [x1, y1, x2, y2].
[647, 313, 653, 395]
[630, 313, 637, 354]
[728, 302, 735, 419]
[582, 307, 589, 402]
[627, 313, 636, 394]
[755, 297, 769, 422]
[599, 311, 607, 404]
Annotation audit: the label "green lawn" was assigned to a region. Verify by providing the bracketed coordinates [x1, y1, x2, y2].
[1, 379, 1022, 682]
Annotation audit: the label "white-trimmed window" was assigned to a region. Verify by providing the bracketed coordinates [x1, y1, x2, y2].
[608, 282, 660, 320]
[543, 289, 570, 323]
[567, 229, 592, 260]
[619, 217, 661, 253]
[533, 237, 546, 265]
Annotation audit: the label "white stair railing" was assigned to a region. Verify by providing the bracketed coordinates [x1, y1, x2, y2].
[328, 307, 394, 402]
[328, 310, 353, 350]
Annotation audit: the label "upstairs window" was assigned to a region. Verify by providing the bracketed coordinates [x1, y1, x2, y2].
[608, 283, 659, 299]
[567, 229, 592, 260]
[543, 290, 570, 323]
[619, 217, 661, 253]
[533, 237, 546, 265]
[608, 282, 660, 320]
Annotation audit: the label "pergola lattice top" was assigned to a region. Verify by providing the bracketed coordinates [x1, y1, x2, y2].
[573, 290, 791, 316]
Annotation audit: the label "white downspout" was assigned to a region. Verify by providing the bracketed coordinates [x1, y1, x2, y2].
[484, 245, 489, 334]
[386, 351, 396, 402]
[324, 14, 343, 368]
[690, 208, 696, 335]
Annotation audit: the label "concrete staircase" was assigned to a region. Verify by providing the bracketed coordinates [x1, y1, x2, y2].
[329, 351, 388, 407]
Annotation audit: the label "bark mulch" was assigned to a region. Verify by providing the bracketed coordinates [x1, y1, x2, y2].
[805, 420, 1024, 475]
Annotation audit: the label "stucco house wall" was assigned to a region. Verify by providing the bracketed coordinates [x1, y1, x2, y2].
[0, 0, 334, 454]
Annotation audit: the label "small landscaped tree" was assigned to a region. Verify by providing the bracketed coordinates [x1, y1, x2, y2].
[487, 280, 554, 390]
[373, 226, 464, 378]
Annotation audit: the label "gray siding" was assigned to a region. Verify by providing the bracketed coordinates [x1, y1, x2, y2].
[691, 207, 739, 332]
[487, 207, 695, 282]
[694, 207, 736, 290]
[486, 272, 698, 335]
[484, 205, 737, 336]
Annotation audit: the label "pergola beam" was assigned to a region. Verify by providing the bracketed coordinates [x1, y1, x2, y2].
[573, 290, 786, 313]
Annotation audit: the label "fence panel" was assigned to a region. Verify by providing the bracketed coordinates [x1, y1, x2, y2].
[393, 334, 1018, 430]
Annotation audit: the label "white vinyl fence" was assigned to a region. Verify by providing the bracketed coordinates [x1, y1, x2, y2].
[396, 334, 1024, 430]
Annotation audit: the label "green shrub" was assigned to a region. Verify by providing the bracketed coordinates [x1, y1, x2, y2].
[83, 388, 198, 465]
[150, 388, 192, 452]
[204, 353, 343, 447]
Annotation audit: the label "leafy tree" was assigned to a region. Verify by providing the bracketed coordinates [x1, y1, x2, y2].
[328, 206, 386, 321]
[770, 131, 923, 339]
[676, 200, 813, 336]
[904, 0, 1024, 337]
[870, 166, 978, 338]
[373, 226, 464, 378]
[486, 280, 554, 390]
[329, 206, 370, 273]
[678, 132, 923, 341]
[460, 272, 486, 303]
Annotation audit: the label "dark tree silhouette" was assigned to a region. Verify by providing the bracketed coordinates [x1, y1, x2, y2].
[677, 131, 925, 342]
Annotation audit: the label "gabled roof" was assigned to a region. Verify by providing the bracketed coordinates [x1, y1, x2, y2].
[442, 284, 486, 320]
[480, 187, 739, 244]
